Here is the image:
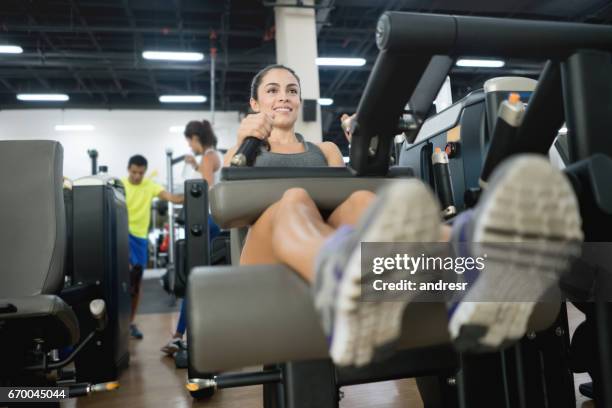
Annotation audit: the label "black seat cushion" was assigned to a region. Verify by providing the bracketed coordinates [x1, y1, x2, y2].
[0, 295, 79, 350]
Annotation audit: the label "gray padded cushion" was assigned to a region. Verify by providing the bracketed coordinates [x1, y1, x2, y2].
[0, 295, 79, 347]
[188, 265, 560, 373]
[0, 141, 66, 297]
[210, 178, 397, 229]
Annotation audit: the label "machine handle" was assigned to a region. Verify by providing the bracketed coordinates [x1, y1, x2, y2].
[230, 137, 263, 167]
[432, 147, 456, 218]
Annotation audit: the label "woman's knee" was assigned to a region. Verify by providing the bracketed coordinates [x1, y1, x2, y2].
[280, 187, 312, 205]
[345, 190, 375, 209]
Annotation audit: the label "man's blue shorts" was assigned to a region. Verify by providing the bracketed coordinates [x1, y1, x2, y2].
[209, 214, 220, 241]
[129, 234, 149, 268]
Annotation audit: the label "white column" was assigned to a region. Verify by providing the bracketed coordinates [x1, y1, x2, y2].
[275, 0, 322, 143]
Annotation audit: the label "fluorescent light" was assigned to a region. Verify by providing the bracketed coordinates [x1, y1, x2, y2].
[142, 51, 204, 62]
[159, 95, 207, 103]
[169, 125, 184, 133]
[0, 45, 23, 54]
[17, 94, 69, 102]
[54, 124, 95, 131]
[456, 59, 505, 68]
[318, 98, 333, 106]
[316, 57, 366, 67]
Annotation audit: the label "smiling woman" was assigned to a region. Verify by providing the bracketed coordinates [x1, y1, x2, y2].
[223, 64, 345, 167]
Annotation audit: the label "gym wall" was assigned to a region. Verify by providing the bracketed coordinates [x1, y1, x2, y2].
[0, 109, 241, 185]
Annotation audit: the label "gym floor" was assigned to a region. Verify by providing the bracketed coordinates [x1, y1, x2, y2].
[60, 277, 595, 408]
[60, 312, 422, 408]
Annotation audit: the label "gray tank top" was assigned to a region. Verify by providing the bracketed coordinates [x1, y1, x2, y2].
[253, 133, 328, 167]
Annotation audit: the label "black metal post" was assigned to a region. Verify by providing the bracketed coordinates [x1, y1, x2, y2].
[282, 360, 337, 408]
[87, 149, 98, 175]
[561, 50, 612, 162]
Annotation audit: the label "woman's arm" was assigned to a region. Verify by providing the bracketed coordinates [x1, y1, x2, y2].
[318, 142, 345, 167]
[198, 150, 219, 187]
[223, 145, 239, 167]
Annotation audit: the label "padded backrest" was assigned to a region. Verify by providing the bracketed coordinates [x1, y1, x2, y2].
[212, 167, 415, 229]
[0, 141, 65, 297]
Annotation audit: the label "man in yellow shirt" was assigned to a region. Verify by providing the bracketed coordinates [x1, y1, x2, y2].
[122, 155, 183, 339]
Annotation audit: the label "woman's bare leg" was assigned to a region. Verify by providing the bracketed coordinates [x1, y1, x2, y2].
[239, 200, 283, 265]
[242, 189, 381, 281]
[242, 188, 451, 281]
[326, 190, 376, 228]
[327, 190, 451, 240]
[241, 188, 335, 282]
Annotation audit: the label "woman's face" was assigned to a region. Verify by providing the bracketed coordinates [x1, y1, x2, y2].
[250, 68, 301, 130]
[186, 135, 203, 154]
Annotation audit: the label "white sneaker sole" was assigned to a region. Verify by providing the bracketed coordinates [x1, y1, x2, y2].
[449, 155, 583, 351]
[330, 179, 441, 366]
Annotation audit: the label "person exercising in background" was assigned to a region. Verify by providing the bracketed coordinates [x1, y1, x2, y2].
[183, 120, 224, 189]
[160, 121, 223, 356]
[122, 154, 184, 339]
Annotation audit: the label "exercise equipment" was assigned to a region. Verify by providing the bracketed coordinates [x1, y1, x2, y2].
[0, 140, 120, 402]
[69, 173, 131, 383]
[186, 11, 612, 408]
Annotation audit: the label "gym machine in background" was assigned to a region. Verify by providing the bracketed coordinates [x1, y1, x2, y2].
[86, 148, 112, 177]
[68, 172, 131, 384]
[88, 149, 98, 175]
[1, 141, 123, 401]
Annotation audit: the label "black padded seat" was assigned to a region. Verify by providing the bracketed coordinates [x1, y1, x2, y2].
[0, 295, 79, 349]
[0, 140, 79, 352]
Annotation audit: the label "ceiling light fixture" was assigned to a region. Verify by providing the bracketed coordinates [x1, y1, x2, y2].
[159, 95, 207, 103]
[318, 98, 333, 106]
[17, 94, 69, 102]
[0, 45, 23, 54]
[456, 59, 505, 68]
[316, 57, 366, 67]
[142, 51, 204, 62]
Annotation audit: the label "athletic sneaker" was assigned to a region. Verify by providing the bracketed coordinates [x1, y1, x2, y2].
[130, 324, 144, 340]
[160, 338, 185, 356]
[448, 154, 583, 351]
[313, 179, 442, 367]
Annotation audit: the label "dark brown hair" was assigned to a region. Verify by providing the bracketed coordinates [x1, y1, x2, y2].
[184, 120, 217, 148]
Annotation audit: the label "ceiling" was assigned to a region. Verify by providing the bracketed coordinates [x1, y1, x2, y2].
[1, 0, 612, 145]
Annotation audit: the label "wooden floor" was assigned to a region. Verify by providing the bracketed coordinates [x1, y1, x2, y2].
[62, 312, 423, 408]
[61, 305, 595, 408]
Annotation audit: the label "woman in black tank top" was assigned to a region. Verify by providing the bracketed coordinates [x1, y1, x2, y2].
[229, 67, 382, 275]
[223, 63, 377, 269]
